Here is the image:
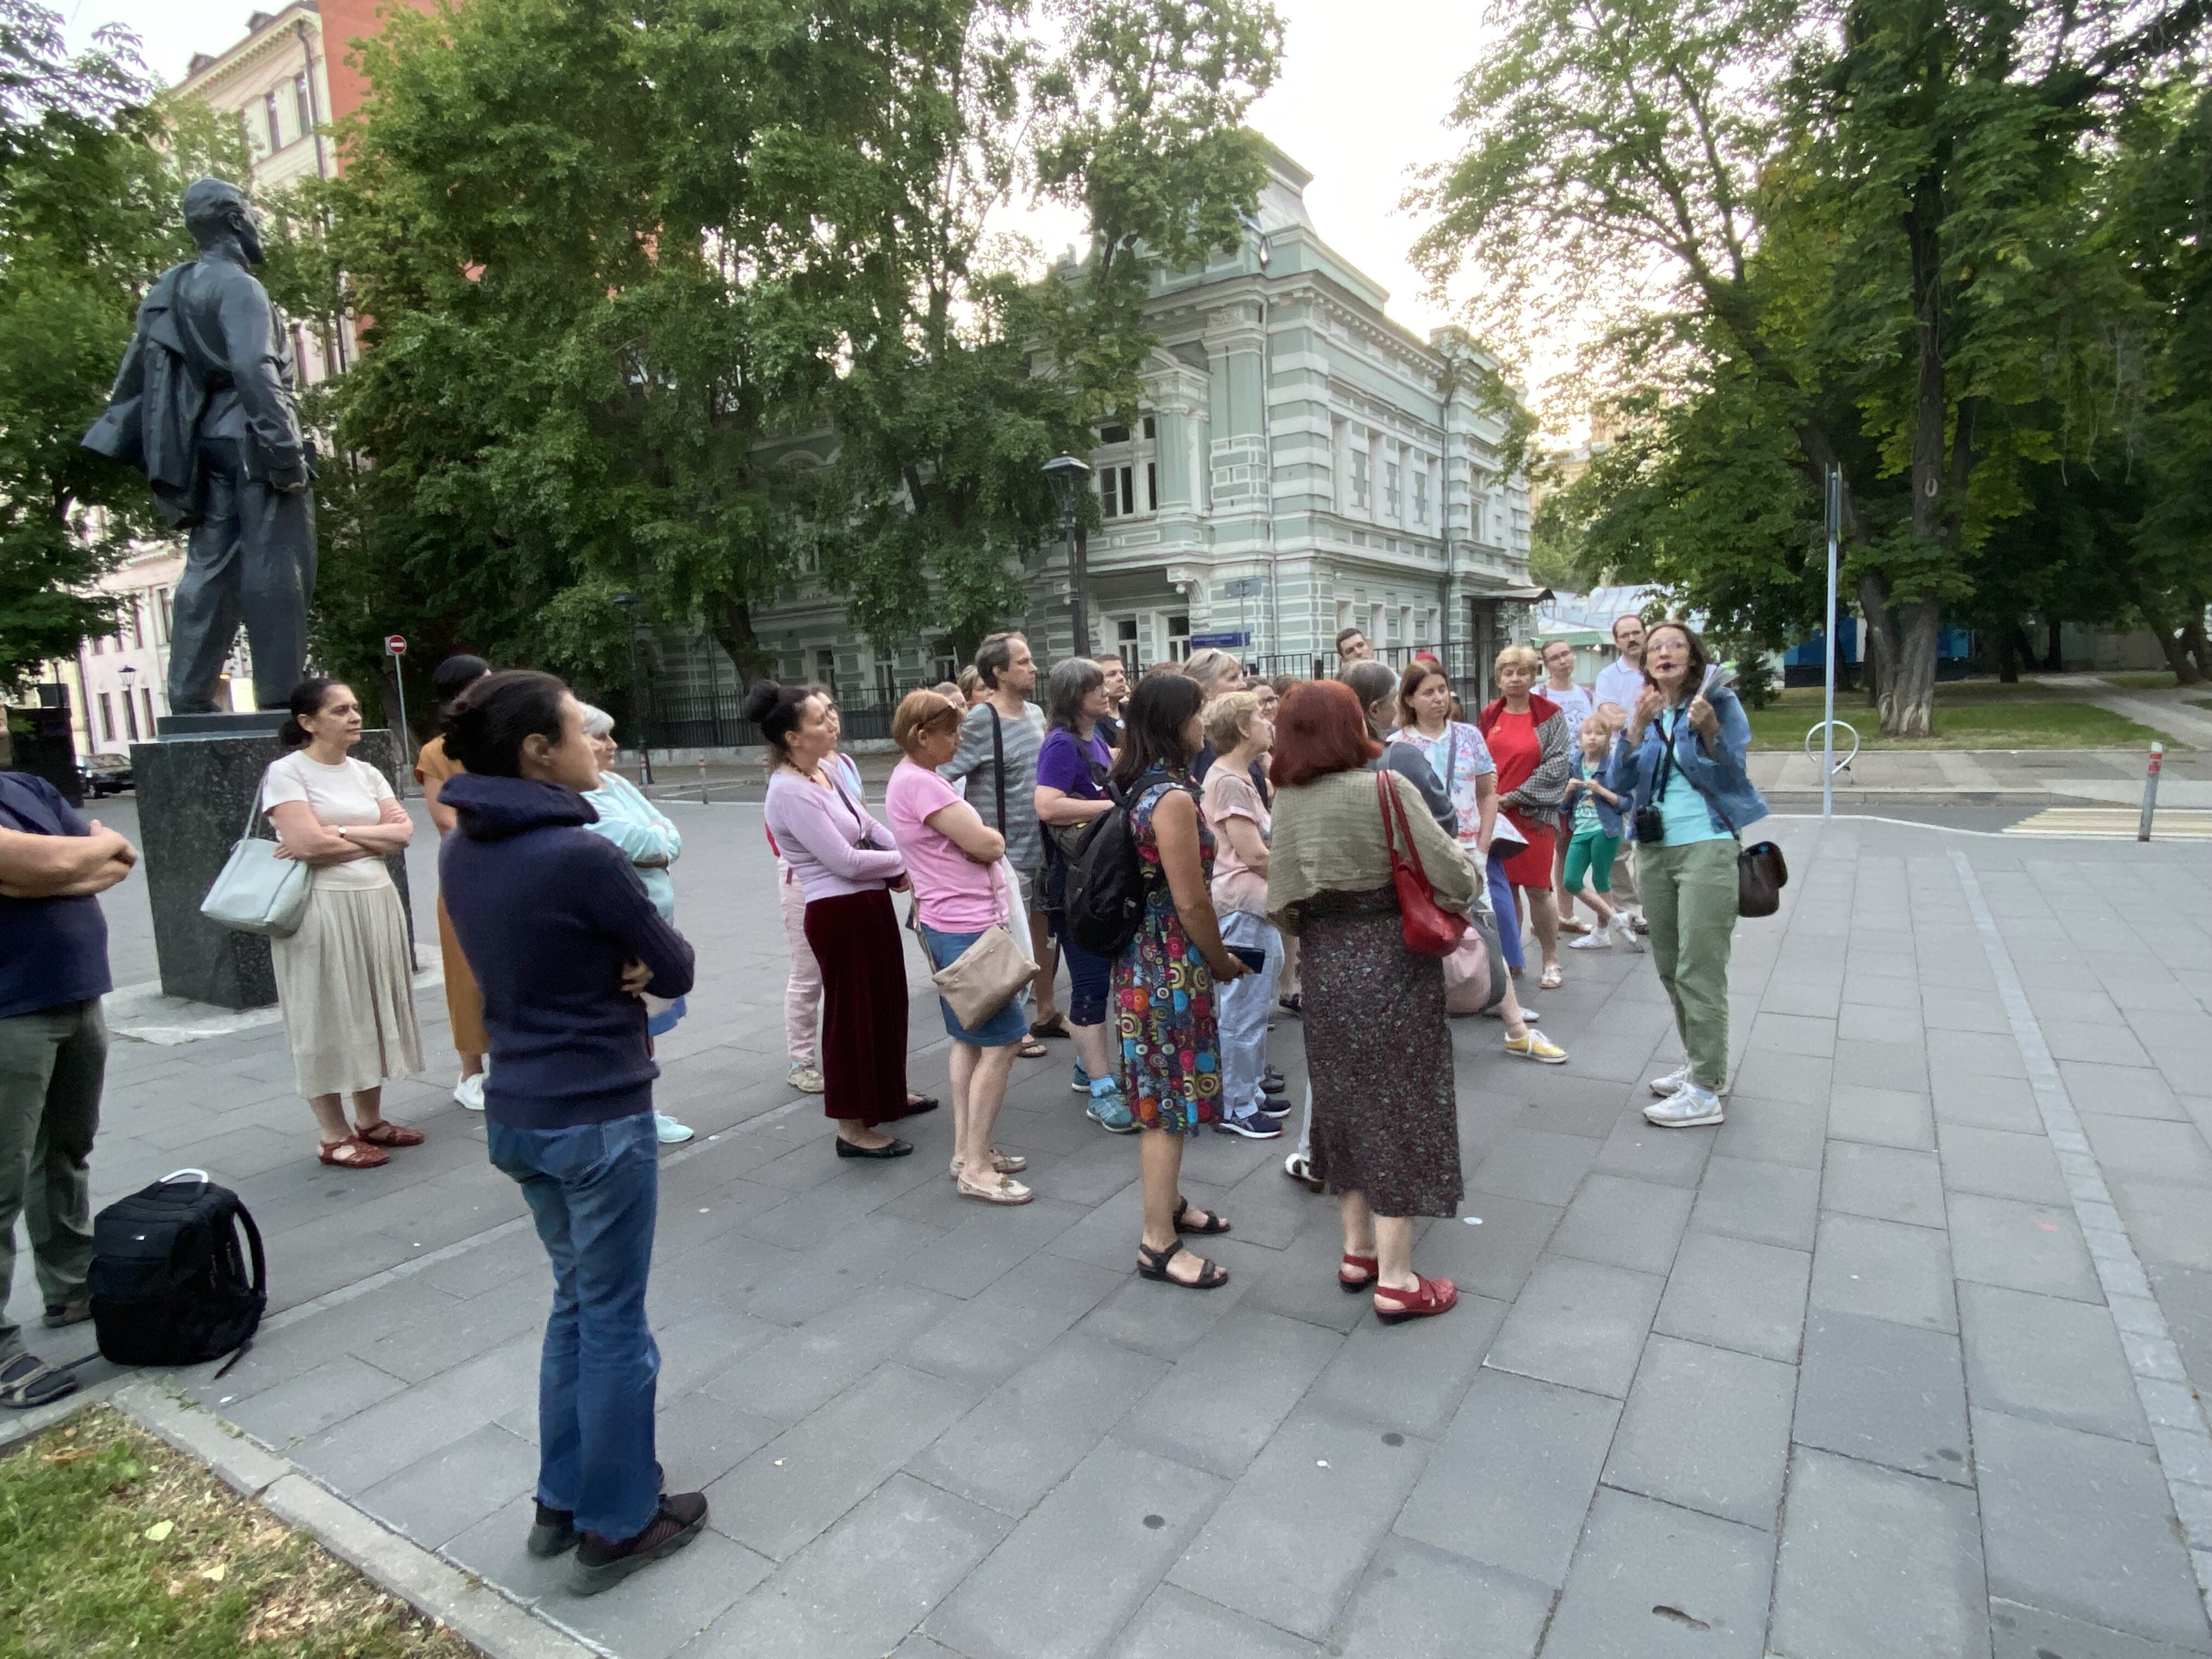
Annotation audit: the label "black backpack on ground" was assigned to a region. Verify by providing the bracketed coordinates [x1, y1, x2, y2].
[89, 1170, 266, 1368]
[1063, 768, 1168, 959]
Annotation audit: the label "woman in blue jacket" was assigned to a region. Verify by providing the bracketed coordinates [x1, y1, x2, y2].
[1604, 622, 1767, 1128]
[439, 671, 704, 1597]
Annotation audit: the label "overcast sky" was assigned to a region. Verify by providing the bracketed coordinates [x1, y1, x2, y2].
[66, 0, 1499, 351]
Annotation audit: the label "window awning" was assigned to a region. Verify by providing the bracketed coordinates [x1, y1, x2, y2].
[1465, 583, 1553, 603]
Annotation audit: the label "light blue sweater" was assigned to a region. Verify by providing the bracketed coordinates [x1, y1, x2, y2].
[582, 770, 681, 921]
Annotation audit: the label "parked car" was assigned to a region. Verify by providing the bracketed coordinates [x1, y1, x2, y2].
[80, 752, 133, 797]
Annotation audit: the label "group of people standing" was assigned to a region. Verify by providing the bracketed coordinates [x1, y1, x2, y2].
[0, 605, 1765, 1596]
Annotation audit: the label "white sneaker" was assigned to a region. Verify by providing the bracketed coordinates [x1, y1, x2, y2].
[788, 1065, 826, 1094]
[1648, 1062, 1694, 1098]
[1567, 927, 1612, 951]
[1612, 914, 1645, 953]
[1645, 1085, 1724, 1127]
[654, 1112, 695, 1144]
[454, 1073, 486, 1111]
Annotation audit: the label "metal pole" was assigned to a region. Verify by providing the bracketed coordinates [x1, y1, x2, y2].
[391, 650, 410, 798]
[1066, 516, 1087, 658]
[1823, 465, 1841, 822]
[2139, 741, 2164, 842]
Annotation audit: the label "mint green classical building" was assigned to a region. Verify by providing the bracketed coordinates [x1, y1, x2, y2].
[643, 144, 1543, 734]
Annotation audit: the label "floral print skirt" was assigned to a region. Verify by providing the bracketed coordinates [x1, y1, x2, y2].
[1113, 888, 1222, 1135]
[1302, 887, 1463, 1217]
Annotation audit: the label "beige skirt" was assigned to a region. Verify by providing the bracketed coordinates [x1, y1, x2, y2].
[272, 879, 425, 1097]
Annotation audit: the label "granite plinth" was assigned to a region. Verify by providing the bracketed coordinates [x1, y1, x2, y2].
[132, 729, 415, 1011]
[157, 711, 291, 742]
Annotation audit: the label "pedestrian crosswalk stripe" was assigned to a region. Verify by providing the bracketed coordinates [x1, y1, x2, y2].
[2005, 808, 2212, 838]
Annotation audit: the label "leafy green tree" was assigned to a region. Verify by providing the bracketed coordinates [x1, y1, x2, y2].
[312, 0, 1279, 711]
[0, 1, 247, 690]
[1415, 0, 2207, 734]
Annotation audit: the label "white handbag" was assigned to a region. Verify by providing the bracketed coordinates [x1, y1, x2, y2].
[930, 863, 1037, 1031]
[200, 785, 312, 939]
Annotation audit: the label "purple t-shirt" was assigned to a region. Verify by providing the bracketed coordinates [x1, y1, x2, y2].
[1036, 727, 1112, 799]
[885, 758, 1002, 932]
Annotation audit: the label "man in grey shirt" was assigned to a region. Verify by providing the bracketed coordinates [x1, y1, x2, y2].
[940, 632, 1058, 1038]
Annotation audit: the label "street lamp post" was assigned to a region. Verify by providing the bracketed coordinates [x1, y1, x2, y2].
[613, 591, 653, 785]
[119, 664, 137, 748]
[1043, 454, 1093, 658]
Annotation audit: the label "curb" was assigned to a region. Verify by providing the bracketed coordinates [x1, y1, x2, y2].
[109, 1382, 598, 1659]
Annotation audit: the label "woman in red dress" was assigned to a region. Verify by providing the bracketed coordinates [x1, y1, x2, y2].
[1479, 645, 1574, 990]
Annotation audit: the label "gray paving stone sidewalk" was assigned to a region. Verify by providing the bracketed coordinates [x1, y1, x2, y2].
[11, 804, 2212, 1657]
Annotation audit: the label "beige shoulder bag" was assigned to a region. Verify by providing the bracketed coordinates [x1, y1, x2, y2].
[930, 861, 1037, 1030]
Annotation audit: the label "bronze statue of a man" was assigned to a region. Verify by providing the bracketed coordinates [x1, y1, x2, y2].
[83, 177, 316, 715]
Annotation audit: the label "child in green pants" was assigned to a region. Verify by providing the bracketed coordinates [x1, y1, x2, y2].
[1565, 719, 1642, 952]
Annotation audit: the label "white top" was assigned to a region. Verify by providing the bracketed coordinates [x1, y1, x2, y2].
[1593, 658, 1645, 715]
[1545, 680, 1595, 735]
[262, 751, 397, 892]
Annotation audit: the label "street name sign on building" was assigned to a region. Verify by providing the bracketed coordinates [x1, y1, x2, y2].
[1190, 630, 1249, 649]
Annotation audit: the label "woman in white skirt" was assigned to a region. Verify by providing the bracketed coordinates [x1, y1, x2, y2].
[264, 678, 426, 1169]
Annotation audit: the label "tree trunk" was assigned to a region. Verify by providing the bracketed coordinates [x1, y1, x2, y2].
[2044, 619, 2063, 673]
[712, 599, 776, 689]
[2183, 602, 2209, 681]
[2152, 627, 2200, 685]
[1858, 570, 1898, 712]
[1887, 601, 1940, 737]
[1996, 624, 2024, 684]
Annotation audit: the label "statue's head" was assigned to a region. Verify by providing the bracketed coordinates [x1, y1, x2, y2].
[182, 178, 263, 266]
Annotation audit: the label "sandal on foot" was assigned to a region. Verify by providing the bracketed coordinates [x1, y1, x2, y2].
[1173, 1197, 1230, 1235]
[1539, 964, 1564, 991]
[1029, 1014, 1071, 1039]
[1339, 1252, 1379, 1292]
[1136, 1238, 1228, 1289]
[319, 1136, 389, 1169]
[1284, 1153, 1325, 1194]
[1374, 1274, 1459, 1324]
[353, 1120, 424, 1148]
[1018, 1040, 1049, 1059]
[1277, 992, 1302, 1015]
[0, 1352, 81, 1409]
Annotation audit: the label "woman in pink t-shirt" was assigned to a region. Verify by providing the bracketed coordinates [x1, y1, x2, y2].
[884, 691, 1034, 1205]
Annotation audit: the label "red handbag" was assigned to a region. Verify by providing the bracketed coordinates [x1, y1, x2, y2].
[1376, 771, 1468, 957]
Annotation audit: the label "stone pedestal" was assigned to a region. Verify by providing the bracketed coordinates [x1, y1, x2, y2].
[132, 728, 415, 1010]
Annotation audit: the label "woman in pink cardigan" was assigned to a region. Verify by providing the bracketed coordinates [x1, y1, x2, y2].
[752, 681, 933, 1158]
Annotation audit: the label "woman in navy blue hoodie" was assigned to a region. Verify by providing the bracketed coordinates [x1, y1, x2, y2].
[439, 671, 702, 1596]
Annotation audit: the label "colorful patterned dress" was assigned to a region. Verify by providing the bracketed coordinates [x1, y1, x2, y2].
[1114, 772, 1222, 1134]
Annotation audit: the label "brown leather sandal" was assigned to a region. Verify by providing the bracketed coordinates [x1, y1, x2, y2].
[319, 1136, 389, 1169]
[354, 1120, 424, 1148]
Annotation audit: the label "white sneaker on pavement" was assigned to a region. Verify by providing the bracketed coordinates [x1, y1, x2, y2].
[1645, 1085, 1725, 1127]
[454, 1073, 486, 1111]
[1612, 913, 1645, 952]
[654, 1113, 695, 1144]
[1648, 1062, 1694, 1098]
[1567, 927, 1612, 951]
[788, 1065, 826, 1094]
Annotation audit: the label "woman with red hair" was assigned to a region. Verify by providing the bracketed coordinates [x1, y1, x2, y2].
[1266, 680, 1475, 1323]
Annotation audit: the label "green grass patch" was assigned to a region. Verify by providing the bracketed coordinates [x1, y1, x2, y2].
[2094, 670, 2192, 690]
[1747, 685, 2175, 750]
[0, 1407, 477, 1659]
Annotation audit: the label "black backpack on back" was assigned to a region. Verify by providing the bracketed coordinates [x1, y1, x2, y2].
[90, 1170, 266, 1368]
[1063, 768, 1168, 958]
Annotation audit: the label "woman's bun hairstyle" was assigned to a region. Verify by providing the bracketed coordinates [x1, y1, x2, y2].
[745, 680, 810, 760]
[442, 670, 569, 777]
[279, 677, 341, 751]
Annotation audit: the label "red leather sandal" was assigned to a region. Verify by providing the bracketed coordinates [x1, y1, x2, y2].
[1338, 1253, 1378, 1292]
[1373, 1274, 1458, 1324]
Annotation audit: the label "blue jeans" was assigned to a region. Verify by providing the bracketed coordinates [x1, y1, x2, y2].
[1217, 911, 1281, 1117]
[487, 1112, 662, 1541]
[1485, 854, 1523, 971]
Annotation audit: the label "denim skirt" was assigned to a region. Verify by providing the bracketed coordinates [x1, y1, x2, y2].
[921, 924, 1031, 1046]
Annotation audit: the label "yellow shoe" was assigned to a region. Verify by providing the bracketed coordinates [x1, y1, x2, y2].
[1505, 1030, 1568, 1065]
